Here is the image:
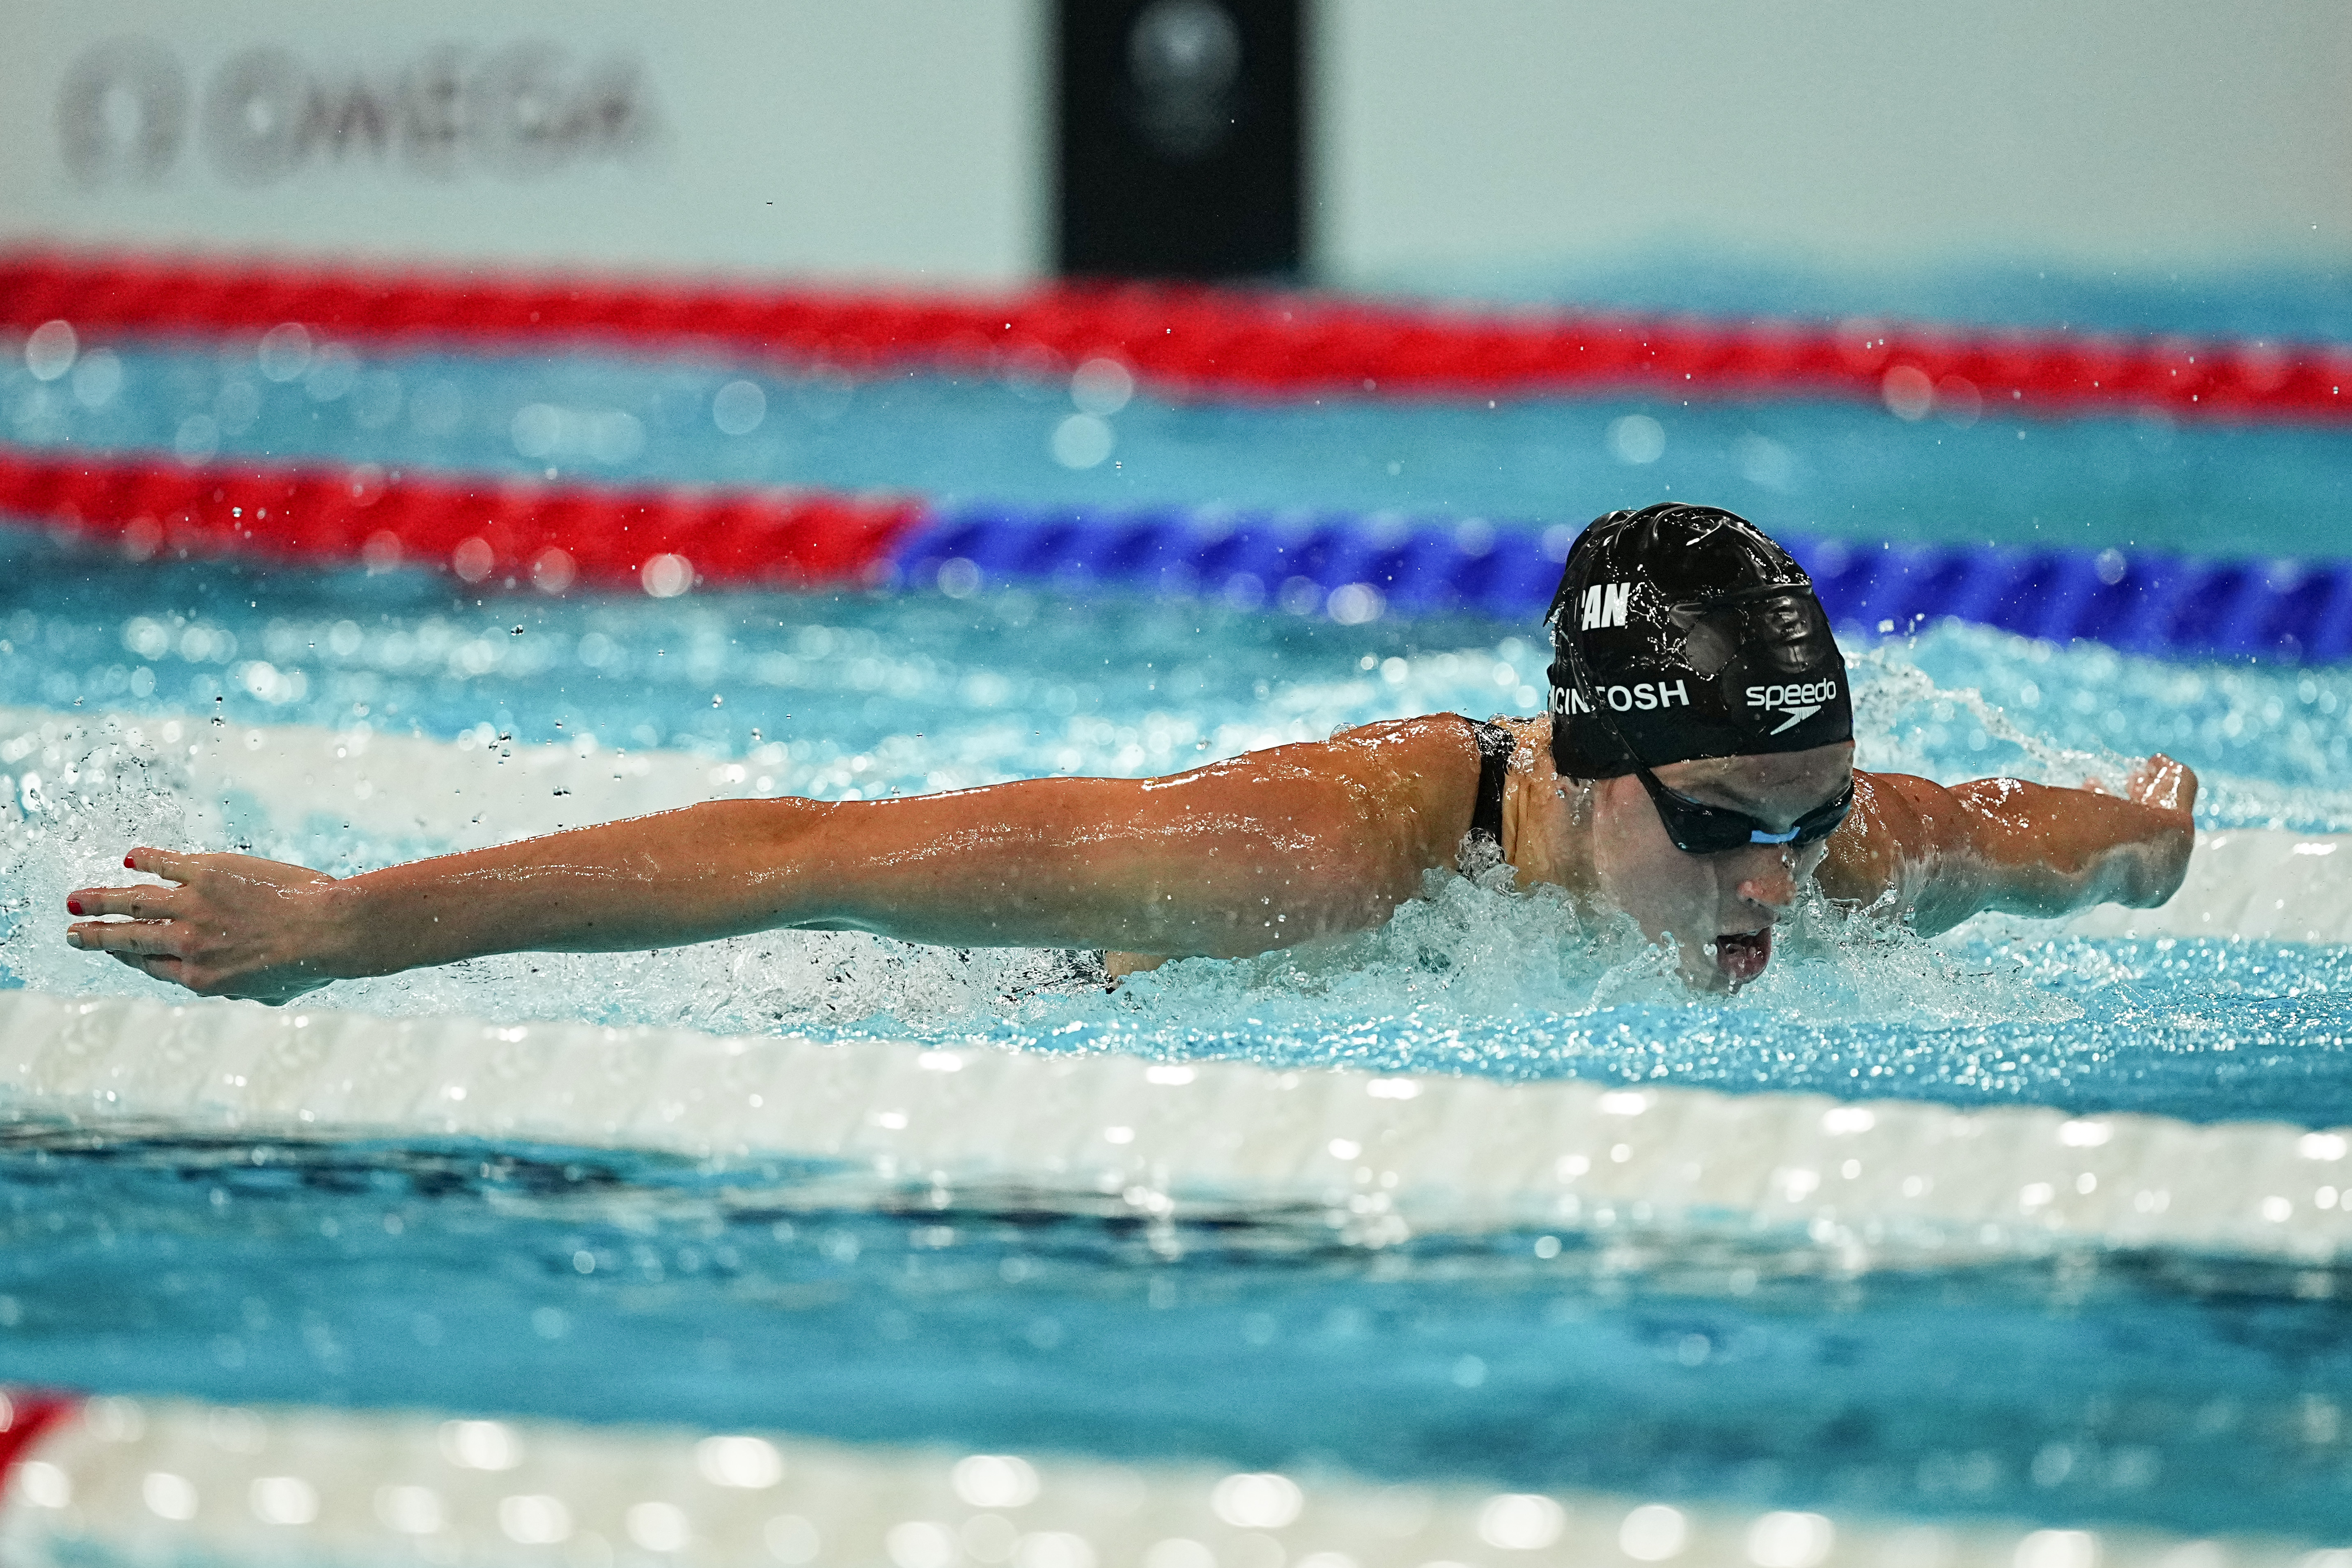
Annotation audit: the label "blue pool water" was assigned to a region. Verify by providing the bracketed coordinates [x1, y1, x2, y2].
[1387, 253, 2352, 344]
[7, 298, 2352, 1547]
[0, 1126, 2347, 1538]
[6, 341, 2352, 559]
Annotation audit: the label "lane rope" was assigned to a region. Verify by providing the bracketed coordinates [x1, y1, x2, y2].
[3, 448, 2346, 661]
[0, 983, 2347, 1264]
[0, 448, 917, 594]
[905, 499, 2352, 662]
[0, 1392, 2295, 1566]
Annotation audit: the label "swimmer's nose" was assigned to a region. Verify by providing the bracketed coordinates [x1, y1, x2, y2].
[1734, 854, 1801, 915]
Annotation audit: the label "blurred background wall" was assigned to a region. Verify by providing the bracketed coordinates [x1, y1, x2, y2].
[3, 0, 2347, 296]
[0, 0, 1046, 283]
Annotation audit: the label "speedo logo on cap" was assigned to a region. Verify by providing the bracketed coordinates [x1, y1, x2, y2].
[1747, 678, 1840, 735]
[1579, 583, 1631, 630]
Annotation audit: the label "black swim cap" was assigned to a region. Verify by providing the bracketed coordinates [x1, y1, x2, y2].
[1545, 504, 1851, 779]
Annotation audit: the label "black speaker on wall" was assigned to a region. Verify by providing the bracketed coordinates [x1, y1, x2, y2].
[1056, 0, 1304, 280]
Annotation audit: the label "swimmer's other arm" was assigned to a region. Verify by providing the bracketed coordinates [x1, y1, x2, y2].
[1815, 754, 2198, 937]
[64, 718, 1484, 1004]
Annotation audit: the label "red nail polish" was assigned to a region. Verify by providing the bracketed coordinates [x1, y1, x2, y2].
[67, 899, 83, 916]
[123, 856, 135, 869]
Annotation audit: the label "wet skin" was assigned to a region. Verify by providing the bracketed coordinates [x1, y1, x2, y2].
[1481, 720, 2196, 990]
[62, 714, 2197, 1005]
[1494, 730, 1852, 991]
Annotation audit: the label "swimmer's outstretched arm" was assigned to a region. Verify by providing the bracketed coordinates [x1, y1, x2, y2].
[1819, 754, 2198, 936]
[62, 718, 1484, 1004]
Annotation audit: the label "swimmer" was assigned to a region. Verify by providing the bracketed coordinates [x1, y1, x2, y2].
[62, 504, 2195, 1004]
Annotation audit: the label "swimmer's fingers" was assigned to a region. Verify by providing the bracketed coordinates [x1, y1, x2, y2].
[2125, 752, 2196, 815]
[68, 845, 204, 922]
[66, 919, 186, 959]
[64, 881, 185, 921]
[65, 848, 337, 1003]
[122, 846, 200, 884]
[2077, 758, 2194, 817]
[78, 921, 252, 999]
[108, 950, 186, 983]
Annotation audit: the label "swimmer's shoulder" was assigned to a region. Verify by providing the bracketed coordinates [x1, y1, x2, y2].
[1317, 712, 1532, 791]
[1316, 712, 1553, 848]
[1311, 713, 1473, 782]
[1322, 711, 1483, 755]
[1285, 714, 1485, 840]
[1812, 768, 1944, 907]
[1324, 711, 1559, 775]
[1325, 710, 1549, 756]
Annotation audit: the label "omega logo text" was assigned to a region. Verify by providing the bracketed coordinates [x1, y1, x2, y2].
[57, 39, 657, 188]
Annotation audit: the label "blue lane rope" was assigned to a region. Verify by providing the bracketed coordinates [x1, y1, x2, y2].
[892, 501, 2352, 662]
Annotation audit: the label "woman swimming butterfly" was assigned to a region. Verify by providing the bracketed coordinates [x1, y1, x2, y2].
[63, 504, 2196, 1002]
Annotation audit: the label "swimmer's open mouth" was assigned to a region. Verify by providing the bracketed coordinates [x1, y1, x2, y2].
[1715, 928, 1772, 986]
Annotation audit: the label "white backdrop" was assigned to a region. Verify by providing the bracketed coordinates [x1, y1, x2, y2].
[0, 0, 1046, 286]
[3, 0, 2347, 289]
[1315, 0, 2352, 287]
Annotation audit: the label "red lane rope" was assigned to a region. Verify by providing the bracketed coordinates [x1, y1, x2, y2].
[0, 1391, 77, 1483]
[0, 449, 918, 591]
[4, 250, 2349, 423]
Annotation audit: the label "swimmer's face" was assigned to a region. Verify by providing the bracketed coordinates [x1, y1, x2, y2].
[1583, 741, 1855, 992]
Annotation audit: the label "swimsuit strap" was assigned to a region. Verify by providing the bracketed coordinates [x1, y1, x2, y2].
[1468, 718, 1514, 850]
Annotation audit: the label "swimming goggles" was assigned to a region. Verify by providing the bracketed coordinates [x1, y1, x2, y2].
[1626, 762, 1853, 855]
[1560, 614, 1853, 855]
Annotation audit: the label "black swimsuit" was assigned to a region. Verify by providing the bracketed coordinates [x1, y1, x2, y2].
[1466, 718, 1514, 856]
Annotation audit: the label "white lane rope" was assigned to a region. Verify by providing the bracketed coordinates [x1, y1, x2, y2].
[0, 705, 777, 852]
[0, 1392, 2332, 1568]
[0, 986, 2347, 1265]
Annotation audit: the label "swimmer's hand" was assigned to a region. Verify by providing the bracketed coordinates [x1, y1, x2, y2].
[2083, 751, 2201, 903]
[2084, 752, 2198, 819]
[65, 848, 345, 1005]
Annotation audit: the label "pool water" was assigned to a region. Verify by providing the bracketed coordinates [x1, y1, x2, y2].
[3, 548, 2352, 1543]
[6, 342, 2351, 559]
[0, 1125, 2348, 1540]
[1385, 254, 2352, 345]
[7, 309, 2352, 1548]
